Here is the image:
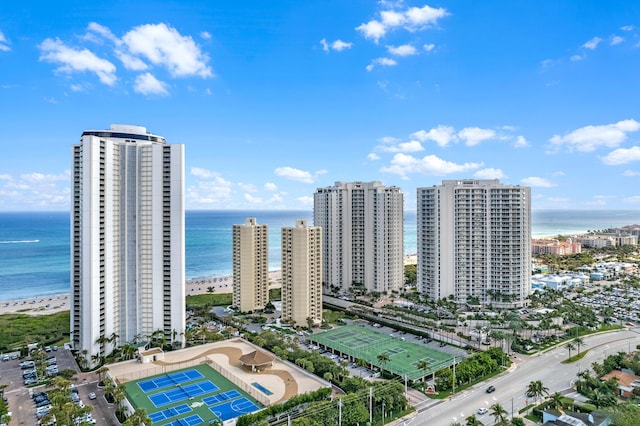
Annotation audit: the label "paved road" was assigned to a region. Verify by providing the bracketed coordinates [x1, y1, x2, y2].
[407, 328, 639, 426]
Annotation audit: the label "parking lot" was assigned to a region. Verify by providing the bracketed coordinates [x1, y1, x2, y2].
[0, 347, 118, 425]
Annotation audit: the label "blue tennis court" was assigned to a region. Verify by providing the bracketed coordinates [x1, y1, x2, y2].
[202, 389, 241, 405]
[150, 380, 219, 408]
[210, 397, 260, 421]
[138, 369, 204, 393]
[164, 414, 203, 426]
[148, 403, 192, 422]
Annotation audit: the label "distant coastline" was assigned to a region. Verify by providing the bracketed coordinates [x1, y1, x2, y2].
[0, 209, 638, 307]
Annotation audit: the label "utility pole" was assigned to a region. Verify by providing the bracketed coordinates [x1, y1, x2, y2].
[369, 386, 373, 426]
[452, 356, 456, 394]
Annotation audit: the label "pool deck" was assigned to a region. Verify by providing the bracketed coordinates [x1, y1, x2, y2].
[107, 338, 329, 405]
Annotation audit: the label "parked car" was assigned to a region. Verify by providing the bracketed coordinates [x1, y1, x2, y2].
[477, 407, 488, 415]
[88, 392, 96, 400]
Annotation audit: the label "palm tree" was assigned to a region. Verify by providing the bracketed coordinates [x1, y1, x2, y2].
[549, 392, 564, 410]
[465, 414, 483, 426]
[96, 366, 109, 385]
[417, 359, 430, 382]
[123, 408, 152, 425]
[377, 352, 390, 372]
[565, 341, 576, 360]
[574, 336, 585, 355]
[489, 403, 508, 424]
[526, 380, 549, 405]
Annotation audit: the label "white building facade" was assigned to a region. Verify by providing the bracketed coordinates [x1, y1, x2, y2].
[232, 218, 269, 312]
[71, 124, 185, 367]
[313, 181, 404, 294]
[417, 179, 531, 308]
[281, 219, 322, 327]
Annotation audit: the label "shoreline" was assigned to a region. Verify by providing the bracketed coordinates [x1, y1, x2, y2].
[0, 255, 420, 316]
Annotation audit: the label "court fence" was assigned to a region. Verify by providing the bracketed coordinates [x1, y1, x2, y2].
[113, 357, 213, 384]
[208, 358, 271, 407]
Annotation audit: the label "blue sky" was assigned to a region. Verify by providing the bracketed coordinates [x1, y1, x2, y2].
[1, 1, 640, 211]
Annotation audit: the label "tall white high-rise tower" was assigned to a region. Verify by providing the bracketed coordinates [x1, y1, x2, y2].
[71, 124, 185, 367]
[281, 219, 322, 327]
[314, 181, 404, 294]
[232, 218, 269, 312]
[417, 179, 531, 308]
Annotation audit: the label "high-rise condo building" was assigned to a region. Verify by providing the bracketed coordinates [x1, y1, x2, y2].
[71, 124, 185, 368]
[232, 218, 269, 312]
[314, 181, 404, 294]
[417, 179, 531, 308]
[281, 219, 322, 327]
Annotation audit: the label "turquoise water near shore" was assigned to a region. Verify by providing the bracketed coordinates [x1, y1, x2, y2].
[0, 209, 637, 301]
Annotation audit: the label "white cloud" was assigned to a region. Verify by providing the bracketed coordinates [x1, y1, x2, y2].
[122, 23, 213, 78]
[379, 140, 424, 153]
[540, 58, 554, 67]
[237, 183, 258, 192]
[583, 36, 602, 50]
[332, 40, 352, 51]
[320, 38, 329, 52]
[552, 171, 565, 177]
[356, 4, 449, 43]
[366, 57, 397, 71]
[244, 193, 263, 204]
[275, 167, 315, 183]
[404, 5, 449, 29]
[387, 44, 417, 56]
[520, 177, 556, 187]
[133, 72, 169, 96]
[620, 25, 634, 31]
[623, 170, 640, 176]
[423, 43, 435, 52]
[0, 171, 70, 210]
[356, 20, 387, 43]
[86, 22, 119, 44]
[549, 119, 640, 152]
[116, 51, 149, 71]
[296, 196, 314, 206]
[264, 182, 278, 191]
[378, 136, 400, 144]
[623, 196, 640, 204]
[381, 153, 482, 178]
[570, 54, 584, 61]
[514, 135, 529, 148]
[0, 30, 11, 51]
[39, 38, 117, 85]
[474, 168, 506, 179]
[368, 153, 381, 161]
[457, 127, 496, 146]
[601, 146, 640, 165]
[610, 35, 624, 46]
[200, 31, 212, 40]
[380, 10, 405, 27]
[411, 125, 457, 147]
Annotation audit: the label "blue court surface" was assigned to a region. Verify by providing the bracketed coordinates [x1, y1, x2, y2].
[150, 380, 219, 408]
[164, 414, 203, 426]
[139, 370, 204, 393]
[202, 389, 241, 405]
[209, 397, 261, 421]
[148, 403, 192, 423]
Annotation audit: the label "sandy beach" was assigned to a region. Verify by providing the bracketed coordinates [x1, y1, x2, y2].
[0, 271, 282, 316]
[0, 255, 417, 316]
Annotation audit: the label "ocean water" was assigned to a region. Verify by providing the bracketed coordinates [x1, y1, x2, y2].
[0, 209, 637, 301]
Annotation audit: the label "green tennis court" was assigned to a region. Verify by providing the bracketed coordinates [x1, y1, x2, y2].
[123, 363, 262, 425]
[308, 325, 454, 381]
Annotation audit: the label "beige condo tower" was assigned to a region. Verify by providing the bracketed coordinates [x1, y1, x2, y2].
[281, 219, 322, 327]
[232, 218, 269, 312]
